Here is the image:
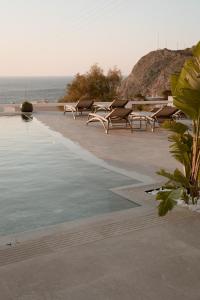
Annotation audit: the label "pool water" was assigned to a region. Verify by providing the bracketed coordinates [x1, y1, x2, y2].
[0, 116, 139, 236]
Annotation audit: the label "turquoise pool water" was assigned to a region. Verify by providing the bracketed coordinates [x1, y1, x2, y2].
[0, 116, 139, 236]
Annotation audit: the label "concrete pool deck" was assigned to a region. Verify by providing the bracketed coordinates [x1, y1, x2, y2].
[0, 111, 199, 300]
[36, 111, 181, 180]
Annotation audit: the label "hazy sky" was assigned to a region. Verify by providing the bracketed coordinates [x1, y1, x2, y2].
[0, 0, 199, 76]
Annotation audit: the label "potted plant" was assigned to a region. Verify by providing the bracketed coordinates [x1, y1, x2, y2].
[21, 101, 33, 113]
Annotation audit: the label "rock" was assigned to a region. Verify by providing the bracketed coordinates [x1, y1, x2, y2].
[119, 48, 193, 98]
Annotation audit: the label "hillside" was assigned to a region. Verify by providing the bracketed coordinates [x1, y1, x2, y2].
[119, 48, 193, 98]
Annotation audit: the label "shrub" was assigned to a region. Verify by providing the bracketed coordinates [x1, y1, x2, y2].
[60, 64, 122, 102]
[21, 101, 33, 113]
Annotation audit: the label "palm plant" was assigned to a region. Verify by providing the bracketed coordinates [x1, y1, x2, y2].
[156, 42, 200, 216]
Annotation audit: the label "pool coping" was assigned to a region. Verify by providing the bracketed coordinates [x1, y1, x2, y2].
[0, 182, 162, 247]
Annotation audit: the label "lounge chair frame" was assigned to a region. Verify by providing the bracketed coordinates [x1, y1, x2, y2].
[94, 99, 129, 113]
[130, 106, 179, 132]
[145, 106, 178, 132]
[130, 114, 148, 130]
[87, 108, 133, 134]
[64, 99, 94, 119]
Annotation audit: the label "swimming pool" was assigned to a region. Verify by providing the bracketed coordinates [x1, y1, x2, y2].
[0, 116, 140, 236]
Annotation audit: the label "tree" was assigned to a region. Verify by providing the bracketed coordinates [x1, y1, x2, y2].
[59, 64, 122, 102]
[62, 73, 88, 102]
[107, 67, 122, 100]
[86, 64, 108, 100]
[156, 41, 200, 216]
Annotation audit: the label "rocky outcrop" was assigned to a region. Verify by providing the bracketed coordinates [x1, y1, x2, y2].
[120, 48, 193, 98]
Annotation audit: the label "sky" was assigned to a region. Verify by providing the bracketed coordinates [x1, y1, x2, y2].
[0, 0, 199, 76]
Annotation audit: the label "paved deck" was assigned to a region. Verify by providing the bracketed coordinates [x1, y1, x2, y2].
[0, 111, 199, 300]
[36, 111, 180, 180]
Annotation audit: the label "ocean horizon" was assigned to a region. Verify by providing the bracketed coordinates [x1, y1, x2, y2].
[0, 76, 73, 104]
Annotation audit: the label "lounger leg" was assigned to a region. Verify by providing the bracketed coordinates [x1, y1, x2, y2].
[100, 119, 109, 133]
[145, 118, 148, 130]
[130, 118, 133, 129]
[152, 120, 155, 132]
[86, 114, 91, 123]
[106, 121, 109, 134]
[72, 110, 76, 120]
[127, 118, 133, 133]
[147, 118, 153, 132]
[87, 116, 108, 133]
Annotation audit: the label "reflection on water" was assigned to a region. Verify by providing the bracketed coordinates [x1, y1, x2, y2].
[21, 114, 33, 122]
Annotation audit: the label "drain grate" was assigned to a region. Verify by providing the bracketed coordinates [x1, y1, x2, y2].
[0, 211, 190, 267]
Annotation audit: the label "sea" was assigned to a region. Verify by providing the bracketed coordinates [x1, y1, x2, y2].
[0, 76, 73, 104]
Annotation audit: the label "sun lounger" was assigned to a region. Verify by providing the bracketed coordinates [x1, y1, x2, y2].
[64, 99, 94, 119]
[87, 108, 133, 134]
[130, 106, 178, 132]
[145, 106, 178, 131]
[172, 110, 186, 120]
[94, 99, 129, 112]
[150, 107, 161, 113]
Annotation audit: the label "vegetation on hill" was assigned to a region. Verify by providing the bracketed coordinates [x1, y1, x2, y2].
[59, 64, 122, 102]
[119, 48, 193, 98]
[156, 41, 200, 216]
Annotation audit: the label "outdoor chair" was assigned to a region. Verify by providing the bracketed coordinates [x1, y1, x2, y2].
[145, 106, 179, 131]
[172, 109, 186, 120]
[64, 99, 94, 119]
[130, 106, 178, 132]
[86, 108, 133, 134]
[150, 106, 161, 113]
[93, 99, 129, 112]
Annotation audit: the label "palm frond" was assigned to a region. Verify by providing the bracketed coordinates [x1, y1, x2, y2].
[162, 121, 189, 134]
[156, 188, 183, 216]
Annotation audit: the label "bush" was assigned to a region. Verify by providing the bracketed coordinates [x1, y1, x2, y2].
[21, 101, 33, 113]
[59, 64, 122, 103]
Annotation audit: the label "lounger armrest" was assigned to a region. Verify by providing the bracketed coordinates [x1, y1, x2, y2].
[88, 113, 108, 122]
[64, 104, 76, 111]
[130, 113, 142, 118]
[93, 104, 109, 112]
[64, 104, 75, 108]
[145, 116, 154, 121]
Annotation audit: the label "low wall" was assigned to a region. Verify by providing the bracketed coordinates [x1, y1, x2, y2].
[0, 100, 170, 113]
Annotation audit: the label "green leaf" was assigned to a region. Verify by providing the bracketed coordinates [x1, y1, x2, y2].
[162, 120, 189, 134]
[156, 188, 183, 216]
[173, 169, 190, 188]
[156, 169, 175, 182]
[171, 74, 179, 95]
[192, 41, 200, 57]
[171, 42, 200, 120]
[157, 169, 190, 189]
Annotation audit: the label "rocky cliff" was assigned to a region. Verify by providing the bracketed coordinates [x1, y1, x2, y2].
[120, 48, 192, 98]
